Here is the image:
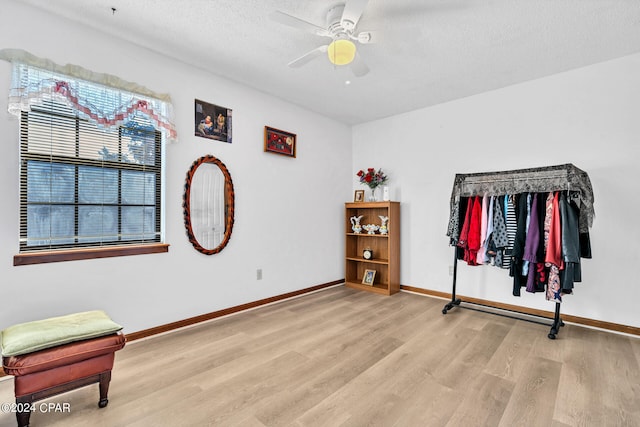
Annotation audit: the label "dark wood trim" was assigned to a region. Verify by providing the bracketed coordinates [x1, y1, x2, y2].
[401, 285, 640, 337]
[13, 244, 170, 266]
[124, 279, 344, 342]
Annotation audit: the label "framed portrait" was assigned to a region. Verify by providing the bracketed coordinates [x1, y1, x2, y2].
[362, 269, 376, 286]
[195, 99, 232, 143]
[264, 126, 296, 157]
[354, 190, 365, 202]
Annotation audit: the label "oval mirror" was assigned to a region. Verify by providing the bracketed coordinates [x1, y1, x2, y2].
[183, 155, 234, 254]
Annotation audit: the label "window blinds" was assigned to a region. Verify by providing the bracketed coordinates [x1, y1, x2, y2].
[16, 65, 164, 251]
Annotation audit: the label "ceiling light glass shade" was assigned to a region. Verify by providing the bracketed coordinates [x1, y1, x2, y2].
[327, 39, 356, 65]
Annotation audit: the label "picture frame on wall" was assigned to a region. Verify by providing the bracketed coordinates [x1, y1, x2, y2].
[362, 269, 376, 286]
[264, 126, 296, 157]
[195, 99, 232, 143]
[354, 190, 365, 202]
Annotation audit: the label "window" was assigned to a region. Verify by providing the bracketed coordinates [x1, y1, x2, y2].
[10, 64, 172, 265]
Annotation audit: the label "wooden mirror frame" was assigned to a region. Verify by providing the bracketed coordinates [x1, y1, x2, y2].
[183, 155, 235, 255]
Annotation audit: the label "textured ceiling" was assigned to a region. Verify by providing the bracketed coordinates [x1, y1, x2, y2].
[18, 0, 640, 125]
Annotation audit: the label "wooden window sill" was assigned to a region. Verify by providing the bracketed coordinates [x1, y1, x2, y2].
[14, 244, 169, 266]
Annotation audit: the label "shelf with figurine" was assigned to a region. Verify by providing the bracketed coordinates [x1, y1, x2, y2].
[344, 201, 400, 296]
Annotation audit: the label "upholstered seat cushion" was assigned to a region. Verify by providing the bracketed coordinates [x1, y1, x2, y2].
[2, 333, 126, 376]
[0, 310, 123, 357]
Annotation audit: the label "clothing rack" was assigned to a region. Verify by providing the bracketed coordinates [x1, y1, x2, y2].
[442, 163, 594, 339]
[442, 246, 565, 339]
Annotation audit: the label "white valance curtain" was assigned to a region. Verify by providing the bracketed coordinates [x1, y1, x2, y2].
[0, 48, 177, 142]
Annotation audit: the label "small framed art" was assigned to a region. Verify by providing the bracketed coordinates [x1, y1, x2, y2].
[195, 99, 232, 143]
[354, 190, 365, 202]
[362, 269, 376, 286]
[264, 126, 296, 157]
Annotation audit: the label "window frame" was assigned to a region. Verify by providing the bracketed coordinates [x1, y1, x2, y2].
[14, 244, 169, 266]
[13, 74, 169, 265]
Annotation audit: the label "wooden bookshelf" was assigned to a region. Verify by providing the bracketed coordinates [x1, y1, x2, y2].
[344, 201, 400, 295]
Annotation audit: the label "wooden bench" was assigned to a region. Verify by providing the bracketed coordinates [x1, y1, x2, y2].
[1, 311, 125, 427]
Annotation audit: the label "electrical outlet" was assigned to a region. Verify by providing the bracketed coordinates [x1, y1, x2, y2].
[257, 269, 262, 280]
[448, 265, 454, 276]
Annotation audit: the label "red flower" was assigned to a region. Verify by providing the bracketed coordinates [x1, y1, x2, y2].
[356, 167, 388, 189]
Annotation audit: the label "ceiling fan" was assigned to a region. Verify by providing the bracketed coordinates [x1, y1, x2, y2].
[270, 0, 374, 77]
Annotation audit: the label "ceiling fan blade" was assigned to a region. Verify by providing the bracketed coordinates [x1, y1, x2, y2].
[270, 11, 329, 37]
[288, 45, 328, 68]
[341, 0, 369, 31]
[350, 52, 369, 77]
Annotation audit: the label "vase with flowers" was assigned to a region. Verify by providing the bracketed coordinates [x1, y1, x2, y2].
[357, 168, 388, 201]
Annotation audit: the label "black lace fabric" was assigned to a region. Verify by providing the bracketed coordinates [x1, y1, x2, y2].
[447, 164, 595, 242]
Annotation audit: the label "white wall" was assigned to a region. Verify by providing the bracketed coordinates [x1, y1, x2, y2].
[2, 1, 636, 335]
[353, 52, 640, 328]
[0, 1, 351, 333]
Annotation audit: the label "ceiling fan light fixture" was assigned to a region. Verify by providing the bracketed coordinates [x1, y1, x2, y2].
[327, 39, 356, 65]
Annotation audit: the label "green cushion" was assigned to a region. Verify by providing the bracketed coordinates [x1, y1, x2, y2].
[0, 310, 123, 357]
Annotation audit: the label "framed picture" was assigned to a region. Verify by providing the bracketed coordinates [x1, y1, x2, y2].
[362, 269, 376, 286]
[195, 99, 232, 143]
[354, 190, 365, 202]
[264, 126, 296, 157]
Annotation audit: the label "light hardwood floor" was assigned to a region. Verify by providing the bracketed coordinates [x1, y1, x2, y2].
[1, 286, 639, 427]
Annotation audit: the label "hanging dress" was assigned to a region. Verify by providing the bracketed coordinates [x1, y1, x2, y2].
[502, 195, 517, 270]
[545, 192, 564, 302]
[476, 194, 489, 265]
[483, 196, 495, 264]
[510, 193, 529, 296]
[490, 196, 509, 266]
[465, 196, 482, 265]
[559, 192, 582, 293]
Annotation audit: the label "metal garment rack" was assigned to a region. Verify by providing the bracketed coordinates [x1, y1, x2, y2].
[442, 246, 564, 339]
[442, 164, 594, 340]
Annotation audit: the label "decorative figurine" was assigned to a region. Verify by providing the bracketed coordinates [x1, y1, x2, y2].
[350, 215, 363, 234]
[363, 224, 379, 235]
[379, 215, 389, 235]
